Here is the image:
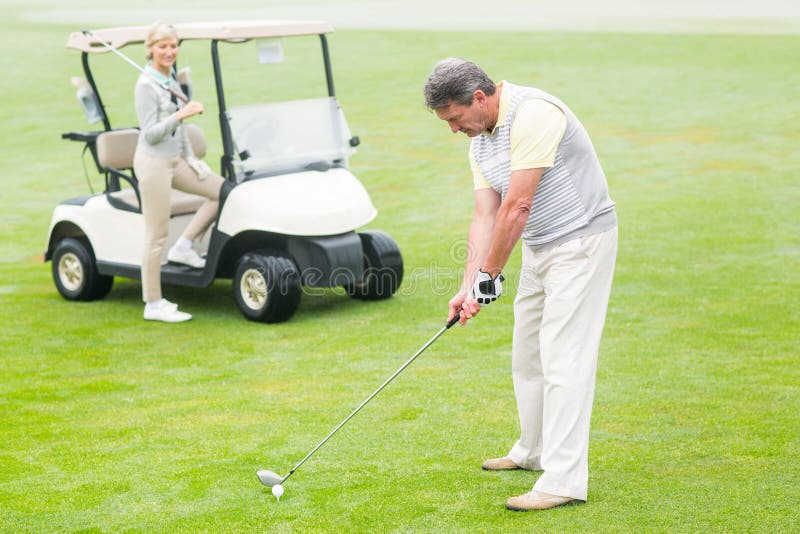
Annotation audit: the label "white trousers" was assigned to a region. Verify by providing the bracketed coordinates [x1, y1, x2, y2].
[134, 151, 225, 303]
[507, 227, 617, 501]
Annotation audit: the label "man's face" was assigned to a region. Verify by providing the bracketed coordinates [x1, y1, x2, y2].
[435, 97, 487, 138]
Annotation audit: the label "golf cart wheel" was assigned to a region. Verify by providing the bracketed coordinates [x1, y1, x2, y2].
[233, 253, 301, 323]
[51, 237, 113, 301]
[347, 231, 404, 301]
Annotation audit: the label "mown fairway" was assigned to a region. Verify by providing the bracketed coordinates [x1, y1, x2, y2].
[0, 4, 798, 532]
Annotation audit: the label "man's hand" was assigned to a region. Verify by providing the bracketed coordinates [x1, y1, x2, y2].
[448, 293, 467, 325]
[472, 270, 503, 304]
[449, 291, 482, 326]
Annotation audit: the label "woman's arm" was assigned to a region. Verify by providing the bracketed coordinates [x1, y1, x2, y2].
[134, 81, 180, 146]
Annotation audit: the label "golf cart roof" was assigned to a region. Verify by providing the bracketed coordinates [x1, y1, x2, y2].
[67, 20, 334, 52]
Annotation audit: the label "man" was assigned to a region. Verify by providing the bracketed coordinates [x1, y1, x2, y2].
[424, 58, 617, 511]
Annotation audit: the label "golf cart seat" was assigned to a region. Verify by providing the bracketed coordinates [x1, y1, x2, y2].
[96, 125, 210, 215]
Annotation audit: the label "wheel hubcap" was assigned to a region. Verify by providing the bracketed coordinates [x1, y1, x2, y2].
[58, 252, 84, 292]
[240, 268, 267, 310]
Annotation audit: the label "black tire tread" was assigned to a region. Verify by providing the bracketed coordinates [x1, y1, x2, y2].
[233, 252, 301, 323]
[51, 237, 113, 302]
[348, 231, 403, 301]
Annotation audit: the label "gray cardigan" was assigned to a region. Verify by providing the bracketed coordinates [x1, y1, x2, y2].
[134, 68, 194, 159]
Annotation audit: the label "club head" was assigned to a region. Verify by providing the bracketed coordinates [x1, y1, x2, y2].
[257, 469, 285, 487]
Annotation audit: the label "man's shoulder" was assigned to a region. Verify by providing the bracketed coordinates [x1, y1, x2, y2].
[503, 81, 544, 96]
[516, 98, 564, 117]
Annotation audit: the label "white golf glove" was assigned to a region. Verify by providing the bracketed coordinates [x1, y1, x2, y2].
[471, 270, 503, 305]
[186, 156, 212, 180]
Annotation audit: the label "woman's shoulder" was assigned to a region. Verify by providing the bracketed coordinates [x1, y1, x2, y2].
[135, 73, 161, 98]
[138, 69, 169, 90]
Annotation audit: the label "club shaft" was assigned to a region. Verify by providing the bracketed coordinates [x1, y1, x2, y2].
[282, 316, 459, 483]
[82, 30, 189, 103]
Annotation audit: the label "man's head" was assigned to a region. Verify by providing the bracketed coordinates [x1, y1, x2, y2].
[424, 58, 498, 137]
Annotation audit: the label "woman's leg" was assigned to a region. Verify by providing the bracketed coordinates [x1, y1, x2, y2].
[171, 158, 225, 241]
[134, 151, 172, 303]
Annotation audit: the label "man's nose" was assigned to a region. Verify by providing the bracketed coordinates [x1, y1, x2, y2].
[449, 122, 460, 133]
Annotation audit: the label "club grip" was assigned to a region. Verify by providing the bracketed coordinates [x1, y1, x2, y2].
[446, 313, 461, 329]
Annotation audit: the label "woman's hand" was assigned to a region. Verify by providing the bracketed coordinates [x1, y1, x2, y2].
[176, 101, 204, 120]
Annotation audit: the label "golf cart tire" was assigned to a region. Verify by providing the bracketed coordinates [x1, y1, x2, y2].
[233, 252, 301, 323]
[347, 231, 404, 301]
[52, 237, 114, 301]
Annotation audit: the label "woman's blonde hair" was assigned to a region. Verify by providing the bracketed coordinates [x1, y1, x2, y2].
[144, 22, 178, 61]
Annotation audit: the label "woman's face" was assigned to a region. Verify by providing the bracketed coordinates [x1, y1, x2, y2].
[148, 37, 179, 74]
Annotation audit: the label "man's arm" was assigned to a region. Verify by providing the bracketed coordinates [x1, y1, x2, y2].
[453, 100, 564, 321]
[478, 99, 565, 277]
[481, 167, 544, 278]
[448, 187, 500, 323]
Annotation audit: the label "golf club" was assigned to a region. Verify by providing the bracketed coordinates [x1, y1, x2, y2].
[81, 29, 189, 104]
[257, 313, 461, 490]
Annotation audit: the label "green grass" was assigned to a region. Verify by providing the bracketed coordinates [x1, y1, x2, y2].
[1, 6, 799, 533]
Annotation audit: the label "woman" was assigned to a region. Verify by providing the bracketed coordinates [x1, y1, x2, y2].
[133, 22, 225, 323]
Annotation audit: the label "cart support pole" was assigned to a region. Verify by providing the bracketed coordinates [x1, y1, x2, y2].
[320, 34, 335, 97]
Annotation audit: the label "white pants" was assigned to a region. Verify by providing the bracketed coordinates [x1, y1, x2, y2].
[134, 151, 225, 303]
[507, 227, 617, 501]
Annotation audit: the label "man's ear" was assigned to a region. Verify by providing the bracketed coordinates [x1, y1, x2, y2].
[473, 89, 487, 104]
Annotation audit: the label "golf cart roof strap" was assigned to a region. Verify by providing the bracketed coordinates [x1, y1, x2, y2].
[67, 20, 334, 52]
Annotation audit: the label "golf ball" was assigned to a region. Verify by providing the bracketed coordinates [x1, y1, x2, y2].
[272, 484, 284, 501]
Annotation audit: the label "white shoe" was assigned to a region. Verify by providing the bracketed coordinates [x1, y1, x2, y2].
[167, 247, 205, 269]
[160, 299, 178, 312]
[144, 300, 192, 323]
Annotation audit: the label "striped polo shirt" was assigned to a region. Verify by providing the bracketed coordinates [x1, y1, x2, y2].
[470, 81, 616, 248]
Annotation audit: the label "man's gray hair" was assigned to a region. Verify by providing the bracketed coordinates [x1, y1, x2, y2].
[424, 58, 496, 110]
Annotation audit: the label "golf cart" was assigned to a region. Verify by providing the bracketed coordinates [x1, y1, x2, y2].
[46, 21, 403, 323]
